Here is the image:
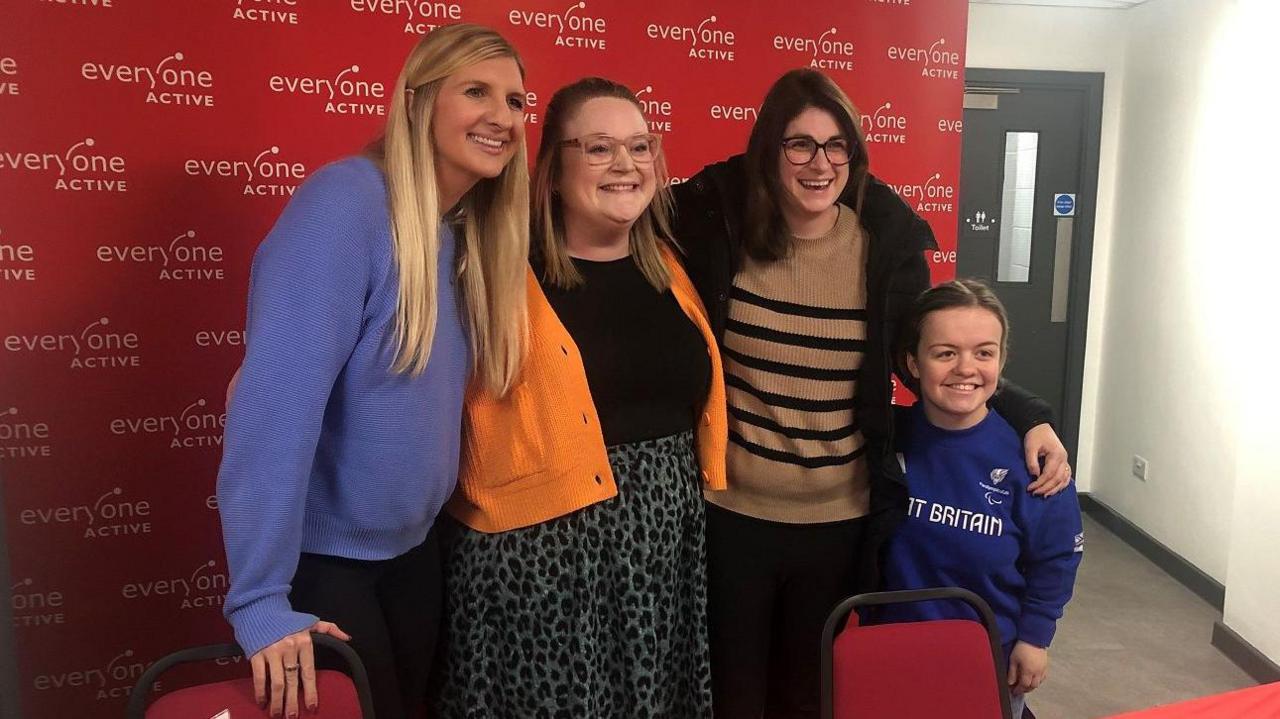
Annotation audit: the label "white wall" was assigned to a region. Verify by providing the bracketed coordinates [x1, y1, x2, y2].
[971, 0, 1280, 666]
[968, 0, 1236, 578]
[1087, 0, 1238, 582]
[967, 3, 1131, 495]
[1218, 0, 1280, 667]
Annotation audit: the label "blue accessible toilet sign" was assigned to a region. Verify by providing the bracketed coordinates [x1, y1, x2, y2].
[1054, 193, 1076, 217]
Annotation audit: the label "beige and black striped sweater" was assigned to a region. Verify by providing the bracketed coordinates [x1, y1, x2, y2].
[707, 205, 872, 523]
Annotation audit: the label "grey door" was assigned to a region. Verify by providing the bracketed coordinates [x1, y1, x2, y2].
[957, 71, 1102, 455]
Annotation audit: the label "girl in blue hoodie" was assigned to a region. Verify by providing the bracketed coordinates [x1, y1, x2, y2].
[881, 280, 1083, 717]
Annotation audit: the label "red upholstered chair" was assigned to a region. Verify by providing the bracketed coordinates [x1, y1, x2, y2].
[126, 633, 374, 719]
[820, 588, 1013, 719]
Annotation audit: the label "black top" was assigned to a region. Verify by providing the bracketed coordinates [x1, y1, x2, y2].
[541, 255, 711, 447]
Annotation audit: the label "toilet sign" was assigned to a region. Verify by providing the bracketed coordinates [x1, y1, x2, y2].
[1054, 193, 1076, 217]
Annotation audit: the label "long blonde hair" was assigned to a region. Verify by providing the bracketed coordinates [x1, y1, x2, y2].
[530, 77, 675, 291]
[373, 24, 529, 396]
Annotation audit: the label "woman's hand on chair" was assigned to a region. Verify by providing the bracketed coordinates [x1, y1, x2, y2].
[1007, 641, 1049, 696]
[251, 620, 352, 718]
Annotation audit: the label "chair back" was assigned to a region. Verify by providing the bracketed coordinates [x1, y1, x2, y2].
[820, 588, 1013, 719]
[125, 633, 375, 719]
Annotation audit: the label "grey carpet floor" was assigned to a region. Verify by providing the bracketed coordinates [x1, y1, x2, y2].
[1025, 513, 1256, 717]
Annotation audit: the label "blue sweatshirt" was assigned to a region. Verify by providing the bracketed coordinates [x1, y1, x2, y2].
[880, 405, 1083, 651]
[217, 156, 470, 657]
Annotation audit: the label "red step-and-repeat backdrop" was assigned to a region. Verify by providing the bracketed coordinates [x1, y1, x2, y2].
[1, 0, 964, 716]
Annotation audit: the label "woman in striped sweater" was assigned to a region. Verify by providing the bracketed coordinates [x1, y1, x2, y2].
[671, 68, 1074, 719]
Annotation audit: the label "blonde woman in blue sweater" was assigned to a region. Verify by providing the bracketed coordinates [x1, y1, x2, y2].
[217, 25, 529, 719]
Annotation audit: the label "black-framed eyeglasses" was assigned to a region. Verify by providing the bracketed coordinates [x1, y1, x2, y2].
[560, 133, 662, 166]
[781, 136, 854, 166]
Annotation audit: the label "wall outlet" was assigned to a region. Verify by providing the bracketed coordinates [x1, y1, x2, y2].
[1132, 455, 1149, 482]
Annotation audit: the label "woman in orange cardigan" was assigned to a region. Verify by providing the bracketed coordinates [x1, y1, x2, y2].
[433, 77, 726, 719]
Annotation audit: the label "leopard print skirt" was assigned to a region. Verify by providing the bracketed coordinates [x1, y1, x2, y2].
[434, 431, 713, 719]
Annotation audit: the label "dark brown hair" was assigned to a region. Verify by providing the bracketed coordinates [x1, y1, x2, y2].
[530, 76, 674, 290]
[743, 69, 870, 262]
[900, 279, 1012, 371]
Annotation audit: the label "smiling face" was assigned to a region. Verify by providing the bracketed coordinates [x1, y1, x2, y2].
[907, 306, 1005, 430]
[555, 97, 657, 239]
[430, 56, 526, 207]
[776, 106, 851, 228]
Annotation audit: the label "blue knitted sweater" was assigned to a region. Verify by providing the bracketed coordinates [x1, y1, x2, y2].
[217, 156, 469, 656]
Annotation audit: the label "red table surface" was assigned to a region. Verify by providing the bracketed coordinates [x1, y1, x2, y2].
[1103, 682, 1280, 718]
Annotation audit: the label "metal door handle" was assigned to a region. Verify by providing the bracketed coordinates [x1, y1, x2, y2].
[1051, 217, 1072, 323]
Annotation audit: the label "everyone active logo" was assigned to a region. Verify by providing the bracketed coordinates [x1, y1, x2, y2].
[193, 327, 245, 348]
[233, 0, 301, 25]
[11, 577, 67, 628]
[887, 37, 961, 80]
[0, 406, 52, 459]
[860, 101, 909, 145]
[96, 230, 225, 281]
[646, 13, 736, 62]
[109, 398, 226, 449]
[0, 137, 129, 193]
[771, 26, 854, 71]
[43, 0, 115, 8]
[887, 171, 955, 214]
[1, 54, 18, 97]
[120, 559, 228, 611]
[0, 228, 36, 282]
[32, 647, 158, 702]
[635, 85, 673, 133]
[350, 0, 464, 35]
[269, 63, 387, 116]
[18, 486, 153, 540]
[183, 145, 307, 197]
[507, 1, 606, 49]
[80, 51, 215, 108]
[708, 101, 758, 122]
[521, 88, 541, 125]
[3, 317, 142, 369]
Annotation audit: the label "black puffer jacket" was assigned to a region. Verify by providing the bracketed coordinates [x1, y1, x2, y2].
[671, 154, 1054, 589]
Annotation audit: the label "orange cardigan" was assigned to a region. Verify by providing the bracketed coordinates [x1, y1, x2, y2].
[447, 248, 728, 533]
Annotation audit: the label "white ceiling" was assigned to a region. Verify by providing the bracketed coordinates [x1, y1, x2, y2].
[971, 0, 1150, 8]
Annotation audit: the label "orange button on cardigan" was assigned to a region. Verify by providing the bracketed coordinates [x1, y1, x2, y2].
[447, 248, 728, 533]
